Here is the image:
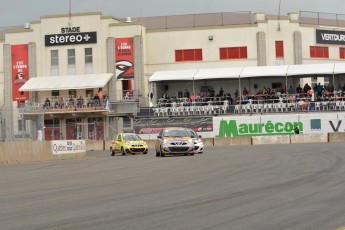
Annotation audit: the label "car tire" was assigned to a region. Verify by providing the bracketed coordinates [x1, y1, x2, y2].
[160, 147, 165, 157]
[110, 148, 115, 156]
[190, 153, 195, 156]
[121, 147, 125, 156]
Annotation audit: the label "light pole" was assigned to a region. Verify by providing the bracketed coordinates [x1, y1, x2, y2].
[278, 0, 282, 31]
[0, 105, 3, 141]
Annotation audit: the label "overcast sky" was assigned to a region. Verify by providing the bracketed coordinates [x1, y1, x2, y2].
[0, 0, 344, 28]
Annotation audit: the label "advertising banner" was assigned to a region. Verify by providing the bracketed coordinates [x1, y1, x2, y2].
[45, 32, 97, 46]
[316, 29, 345, 45]
[51, 140, 86, 155]
[115, 37, 134, 80]
[213, 113, 345, 138]
[134, 117, 213, 134]
[11, 44, 29, 101]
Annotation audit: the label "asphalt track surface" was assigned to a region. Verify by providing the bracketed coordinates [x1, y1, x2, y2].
[1, 143, 345, 230]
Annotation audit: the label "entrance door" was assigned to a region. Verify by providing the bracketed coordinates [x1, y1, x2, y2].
[44, 127, 60, 140]
[66, 118, 83, 140]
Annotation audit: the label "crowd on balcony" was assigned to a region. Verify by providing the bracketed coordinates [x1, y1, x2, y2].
[156, 82, 345, 109]
[158, 87, 233, 108]
[33, 90, 110, 111]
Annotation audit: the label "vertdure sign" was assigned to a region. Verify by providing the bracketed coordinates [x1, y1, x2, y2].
[316, 29, 345, 45]
[45, 32, 97, 46]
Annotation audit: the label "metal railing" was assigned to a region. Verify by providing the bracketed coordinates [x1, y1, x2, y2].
[299, 11, 345, 27]
[135, 98, 345, 118]
[123, 11, 254, 30]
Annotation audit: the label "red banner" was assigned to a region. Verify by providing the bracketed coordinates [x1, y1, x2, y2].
[115, 37, 134, 80]
[11, 44, 29, 101]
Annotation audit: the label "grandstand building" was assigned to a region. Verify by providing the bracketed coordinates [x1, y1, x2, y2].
[0, 11, 345, 141]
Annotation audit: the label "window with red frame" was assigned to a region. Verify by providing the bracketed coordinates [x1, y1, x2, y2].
[219, 47, 247, 60]
[340, 47, 345, 59]
[175, 49, 202, 62]
[275, 41, 284, 58]
[310, 46, 329, 58]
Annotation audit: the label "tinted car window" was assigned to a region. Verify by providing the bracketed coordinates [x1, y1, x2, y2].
[123, 134, 141, 141]
[163, 129, 189, 137]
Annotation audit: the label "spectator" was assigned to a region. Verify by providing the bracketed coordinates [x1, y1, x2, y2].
[298, 100, 308, 110]
[225, 93, 233, 104]
[44, 98, 51, 109]
[288, 85, 295, 94]
[93, 93, 100, 107]
[178, 89, 183, 98]
[296, 84, 302, 94]
[243, 87, 248, 96]
[58, 97, 64, 109]
[232, 89, 238, 98]
[77, 96, 84, 108]
[162, 91, 167, 99]
[303, 83, 311, 94]
[184, 89, 190, 98]
[98, 90, 103, 100]
[149, 92, 153, 101]
[219, 87, 224, 97]
[68, 97, 75, 108]
[316, 83, 323, 97]
[37, 128, 43, 141]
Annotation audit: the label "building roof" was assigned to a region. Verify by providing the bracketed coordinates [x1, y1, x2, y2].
[149, 63, 345, 82]
[19, 73, 113, 91]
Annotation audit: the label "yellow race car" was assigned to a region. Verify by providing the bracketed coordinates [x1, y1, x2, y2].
[110, 133, 148, 156]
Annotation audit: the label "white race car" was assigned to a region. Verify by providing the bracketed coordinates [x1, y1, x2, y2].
[187, 129, 204, 154]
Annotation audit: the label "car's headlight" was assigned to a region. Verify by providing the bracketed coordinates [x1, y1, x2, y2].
[188, 139, 193, 144]
[162, 139, 168, 144]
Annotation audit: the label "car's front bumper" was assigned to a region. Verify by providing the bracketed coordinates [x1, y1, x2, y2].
[194, 144, 204, 153]
[124, 146, 148, 154]
[161, 144, 195, 155]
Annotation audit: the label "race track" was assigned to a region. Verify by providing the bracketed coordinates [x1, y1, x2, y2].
[1, 143, 345, 230]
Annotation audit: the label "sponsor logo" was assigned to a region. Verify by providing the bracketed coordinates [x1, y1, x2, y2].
[216, 120, 303, 137]
[329, 120, 343, 132]
[52, 140, 85, 154]
[45, 32, 97, 46]
[321, 33, 345, 42]
[316, 29, 345, 45]
[311, 119, 321, 131]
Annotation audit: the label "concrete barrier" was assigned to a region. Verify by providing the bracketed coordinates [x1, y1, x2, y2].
[328, 133, 345, 143]
[290, 133, 328, 144]
[214, 136, 251, 146]
[0, 141, 85, 165]
[86, 140, 105, 151]
[145, 140, 156, 149]
[203, 138, 214, 147]
[252, 135, 290, 145]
